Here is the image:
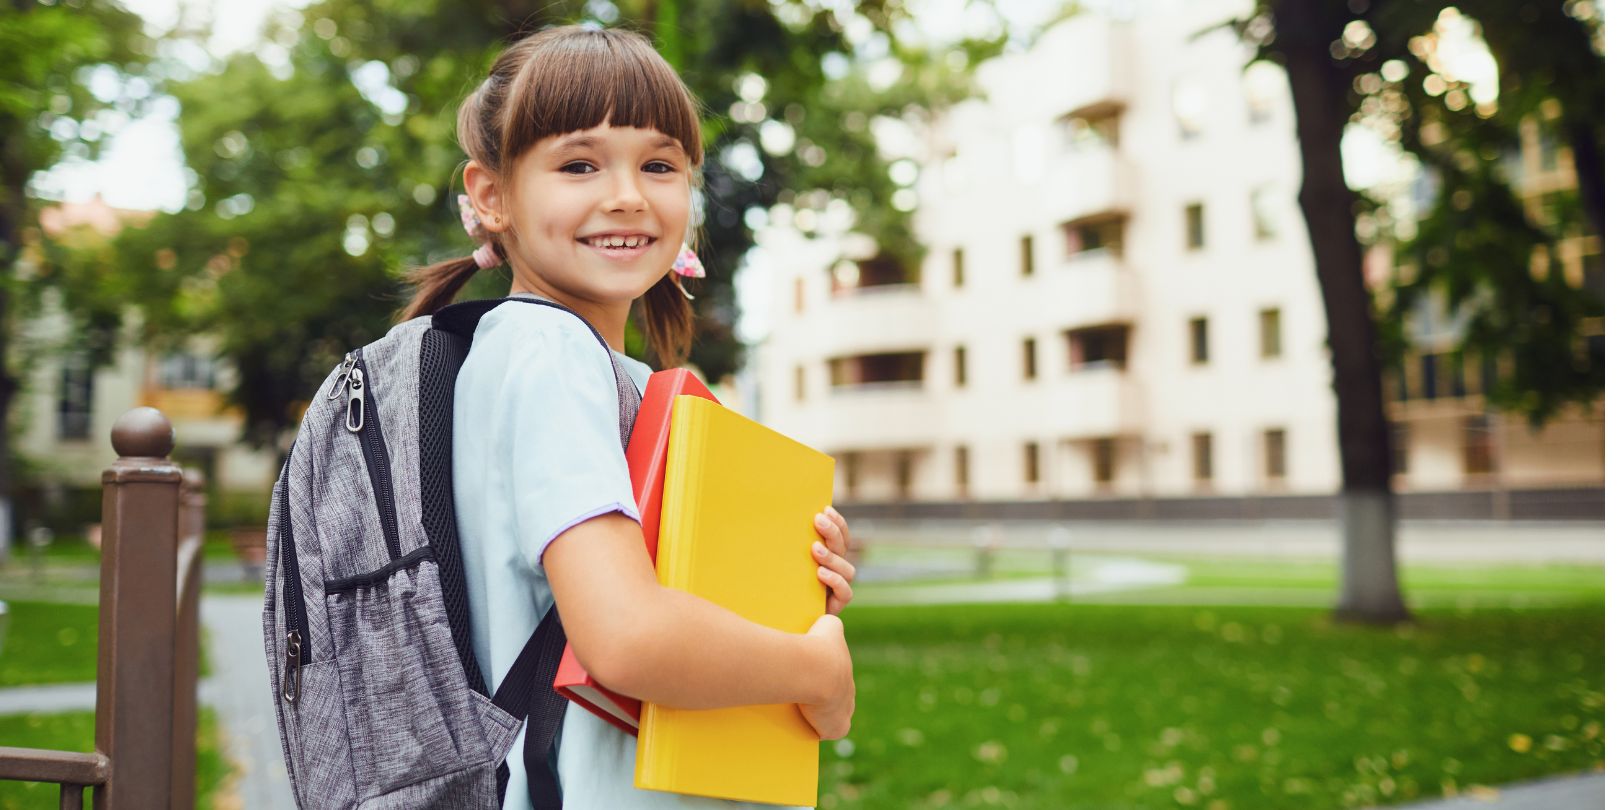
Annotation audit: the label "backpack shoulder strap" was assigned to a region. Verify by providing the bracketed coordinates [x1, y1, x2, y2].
[431, 295, 643, 808]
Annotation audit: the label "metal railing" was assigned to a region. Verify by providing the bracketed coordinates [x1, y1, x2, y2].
[0, 407, 205, 809]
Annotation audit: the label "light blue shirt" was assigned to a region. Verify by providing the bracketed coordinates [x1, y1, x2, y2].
[452, 299, 798, 809]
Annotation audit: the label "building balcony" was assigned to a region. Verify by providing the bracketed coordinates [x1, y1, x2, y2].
[1039, 256, 1140, 325]
[1026, 17, 1130, 123]
[1035, 367, 1143, 439]
[814, 382, 939, 450]
[805, 284, 937, 357]
[1043, 150, 1134, 225]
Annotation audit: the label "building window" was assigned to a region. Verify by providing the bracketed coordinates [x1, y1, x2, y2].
[897, 452, 912, 501]
[1242, 61, 1286, 125]
[1185, 203, 1205, 250]
[1171, 77, 1209, 139]
[1480, 353, 1499, 397]
[1060, 107, 1122, 151]
[1391, 366, 1410, 402]
[828, 351, 926, 389]
[1020, 234, 1035, 277]
[1582, 252, 1604, 299]
[1259, 308, 1282, 359]
[794, 277, 805, 313]
[954, 345, 968, 387]
[158, 352, 217, 390]
[952, 247, 965, 288]
[1063, 215, 1125, 259]
[1450, 351, 1468, 397]
[1023, 337, 1038, 380]
[1189, 317, 1209, 365]
[1263, 428, 1287, 480]
[1538, 119, 1560, 173]
[1420, 353, 1439, 399]
[955, 445, 971, 494]
[1192, 432, 1213, 482]
[1024, 441, 1040, 484]
[1067, 325, 1129, 370]
[843, 452, 860, 497]
[794, 365, 805, 402]
[1390, 422, 1409, 476]
[1463, 415, 1495, 474]
[1252, 185, 1285, 241]
[58, 355, 93, 441]
[1093, 437, 1115, 485]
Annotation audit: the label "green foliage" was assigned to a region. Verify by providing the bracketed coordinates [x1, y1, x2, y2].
[87, 0, 997, 447]
[825, 601, 1603, 808]
[1240, 0, 1604, 427]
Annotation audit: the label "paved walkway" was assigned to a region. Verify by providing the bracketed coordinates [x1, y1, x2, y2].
[1379, 771, 1603, 808]
[200, 593, 296, 810]
[855, 519, 1605, 564]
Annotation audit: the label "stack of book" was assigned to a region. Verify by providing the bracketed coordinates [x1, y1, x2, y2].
[553, 369, 833, 807]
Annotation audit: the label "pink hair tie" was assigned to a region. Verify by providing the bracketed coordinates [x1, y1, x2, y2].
[672, 244, 705, 278]
[457, 194, 503, 269]
[471, 242, 501, 269]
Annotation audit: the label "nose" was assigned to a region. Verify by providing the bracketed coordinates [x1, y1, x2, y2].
[602, 166, 648, 214]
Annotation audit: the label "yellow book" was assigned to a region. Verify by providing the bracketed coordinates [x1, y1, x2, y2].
[634, 395, 834, 807]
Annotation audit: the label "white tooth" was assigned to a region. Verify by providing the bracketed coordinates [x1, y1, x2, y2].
[629, 237, 643, 247]
[611, 236, 626, 247]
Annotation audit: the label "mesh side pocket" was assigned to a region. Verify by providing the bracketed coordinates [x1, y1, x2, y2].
[327, 559, 514, 800]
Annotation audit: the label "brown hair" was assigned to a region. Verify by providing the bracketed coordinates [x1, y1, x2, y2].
[401, 25, 703, 369]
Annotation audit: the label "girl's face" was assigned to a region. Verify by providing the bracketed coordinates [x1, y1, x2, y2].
[486, 121, 692, 307]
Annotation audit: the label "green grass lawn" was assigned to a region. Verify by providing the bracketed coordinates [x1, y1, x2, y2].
[0, 599, 213, 687]
[0, 709, 231, 808]
[819, 601, 1603, 809]
[0, 601, 100, 688]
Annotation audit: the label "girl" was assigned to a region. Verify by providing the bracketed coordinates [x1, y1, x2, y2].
[400, 25, 858, 809]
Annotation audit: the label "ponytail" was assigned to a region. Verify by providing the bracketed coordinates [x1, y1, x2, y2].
[639, 272, 695, 370]
[400, 255, 483, 321]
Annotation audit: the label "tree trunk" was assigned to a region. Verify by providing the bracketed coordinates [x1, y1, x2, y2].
[1272, 0, 1410, 624]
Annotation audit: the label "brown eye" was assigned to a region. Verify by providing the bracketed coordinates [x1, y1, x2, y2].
[561, 161, 596, 174]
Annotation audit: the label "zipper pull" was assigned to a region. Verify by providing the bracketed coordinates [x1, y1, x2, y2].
[282, 630, 302, 704]
[327, 352, 358, 400]
[345, 367, 365, 433]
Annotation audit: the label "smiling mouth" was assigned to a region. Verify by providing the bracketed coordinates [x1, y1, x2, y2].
[579, 235, 656, 250]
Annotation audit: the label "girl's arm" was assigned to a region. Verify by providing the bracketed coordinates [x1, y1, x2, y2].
[543, 512, 855, 739]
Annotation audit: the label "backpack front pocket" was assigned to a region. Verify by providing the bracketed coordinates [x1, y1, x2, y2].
[326, 558, 517, 800]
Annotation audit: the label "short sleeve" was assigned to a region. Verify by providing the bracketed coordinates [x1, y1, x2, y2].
[490, 313, 641, 572]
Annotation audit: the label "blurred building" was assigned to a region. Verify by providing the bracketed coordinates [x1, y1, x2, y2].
[17, 194, 279, 533]
[756, 7, 1602, 517]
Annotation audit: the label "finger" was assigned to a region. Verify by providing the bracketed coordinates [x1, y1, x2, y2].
[825, 507, 852, 556]
[813, 513, 841, 553]
[819, 566, 853, 612]
[813, 542, 856, 583]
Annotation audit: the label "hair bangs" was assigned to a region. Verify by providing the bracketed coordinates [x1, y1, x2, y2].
[502, 28, 703, 170]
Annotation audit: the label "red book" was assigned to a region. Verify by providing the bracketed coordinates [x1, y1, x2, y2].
[553, 368, 720, 735]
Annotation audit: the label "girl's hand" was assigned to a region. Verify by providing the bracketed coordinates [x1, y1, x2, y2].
[812, 506, 857, 615]
[797, 614, 855, 740]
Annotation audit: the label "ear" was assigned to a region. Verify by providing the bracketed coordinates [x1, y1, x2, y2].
[462, 161, 509, 233]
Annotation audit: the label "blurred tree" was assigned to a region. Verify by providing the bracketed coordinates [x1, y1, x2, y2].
[99, 0, 994, 449]
[1, 0, 153, 555]
[1235, 0, 1603, 624]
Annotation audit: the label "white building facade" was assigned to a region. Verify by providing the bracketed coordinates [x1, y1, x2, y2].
[756, 6, 1603, 510]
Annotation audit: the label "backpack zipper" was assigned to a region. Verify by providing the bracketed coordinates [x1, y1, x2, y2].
[278, 463, 310, 703]
[349, 351, 403, 561]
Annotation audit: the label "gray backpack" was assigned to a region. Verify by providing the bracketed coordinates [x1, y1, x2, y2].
[262, 297, 641, 808]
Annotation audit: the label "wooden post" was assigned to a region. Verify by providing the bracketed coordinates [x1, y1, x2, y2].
[95, 408, 181, 809]
[170, 469, 206, 810]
